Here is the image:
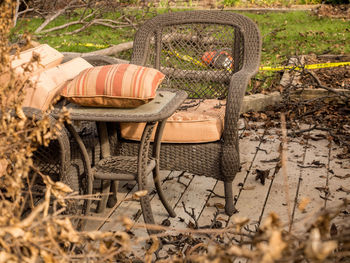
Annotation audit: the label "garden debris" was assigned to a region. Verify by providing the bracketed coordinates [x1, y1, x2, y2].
[255, 169, 270, 185]
[313, 4, 350, 20]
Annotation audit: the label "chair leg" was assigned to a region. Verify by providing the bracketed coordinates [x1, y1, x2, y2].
[224, 180, 237, 216]
[97, 179, 110, 213]
[107, 180, 118, 208]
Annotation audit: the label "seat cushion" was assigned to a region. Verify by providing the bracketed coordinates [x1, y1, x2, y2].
[61, 64, 165, 108]
[12, 44, 64, 75]
[23, 57, 93, 111]
[1, 44, 64, 84]
[120, 99, 226, 143]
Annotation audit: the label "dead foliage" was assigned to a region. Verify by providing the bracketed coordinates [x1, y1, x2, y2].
[1, 2, 134, 262]
[16, 0, 156, 35]
[312, 4, 350, 20]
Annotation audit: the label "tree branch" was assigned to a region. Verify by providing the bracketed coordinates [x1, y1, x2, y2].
[35, 8, 67, 33]
[306, 70, 350, 100]
[34, 0, 79, 33]
[84, 41, 134, 56]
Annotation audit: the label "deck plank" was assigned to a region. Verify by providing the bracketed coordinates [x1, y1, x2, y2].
[229, 128, 280, 232]
[292, 131, 330, 233]
[164, 174, 217, 230]
[326, 144, 350, 229]
[260, 136, 307, 230]
[131, 171, 193, 239]
[84, 181, 136, 231]
[78, 119, 348, 260]
[99, 170, 173, 232]
[197, 130, 263, 228]
[127, 171, 191, 260]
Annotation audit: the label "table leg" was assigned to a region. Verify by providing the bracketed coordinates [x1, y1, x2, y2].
[137, 121, 158, 235]
[65, 123, 94, 230]
[96, 122, 111, 213]
[152, 120, 176, 218]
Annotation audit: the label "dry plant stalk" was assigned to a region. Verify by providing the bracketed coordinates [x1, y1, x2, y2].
[280, 112, 292, 231]
[0, 1, 132, 262]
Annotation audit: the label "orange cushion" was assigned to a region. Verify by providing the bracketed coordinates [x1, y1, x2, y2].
[23, 57, 93, 111]
[12, 44, 63, 75]
[61, 64, 165, 108]
[1, 44, 63, 84]
[120, 99, 226, 143]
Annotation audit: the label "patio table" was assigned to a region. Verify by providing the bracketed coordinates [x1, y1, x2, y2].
[53, 89, 187, 233]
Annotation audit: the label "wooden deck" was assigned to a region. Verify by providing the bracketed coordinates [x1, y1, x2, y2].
[83, 119, 349, 259]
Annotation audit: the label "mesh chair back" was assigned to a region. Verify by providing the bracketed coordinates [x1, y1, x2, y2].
[131, 11, 261, 99]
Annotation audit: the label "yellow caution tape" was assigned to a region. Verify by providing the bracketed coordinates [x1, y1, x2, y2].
[59, 42, 110, 49]
[60, 42, 350, 71]
[165, 50, 206, 67]
[166, 49, 350, 72]
[259, 61, 350, 71]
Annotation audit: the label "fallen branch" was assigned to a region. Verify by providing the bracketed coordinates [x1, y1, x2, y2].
[34, 1, 80, 34]
[306, 70, 350, 101]
[288, 125, 317, 137]
[38, 18, 129, 35]
[77, 41, 134, 57]
[61, 52, 130, 64]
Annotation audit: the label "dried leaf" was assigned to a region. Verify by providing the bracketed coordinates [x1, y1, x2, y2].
[53, 181, 73, 193]
[132, 190, 148, 199]
[227, 245, 255, 258]
[214, 203, 224, 209]
[233, 216, 249, 232]
[145, 236, 159, 263]
[121, 217, 133, 231]
[56, 218, 80, 243]
[0, 159, 8, 177]
[298, 197, 310, 212]
[0, 227, 25, 238]
[259, 230, 286, 263]
[305, 228, 337, 261]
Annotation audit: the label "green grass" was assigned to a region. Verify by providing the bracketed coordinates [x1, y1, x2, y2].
[242, 11, 350, 67]
[14, 10, 350, 67]
[13, 9, 349, 92]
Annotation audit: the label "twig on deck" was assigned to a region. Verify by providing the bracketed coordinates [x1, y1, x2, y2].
[206, 189, 225, 199]
[281, 113, 292, 232]
[256, 146, 268, 154]
[288, 125, 317, 137]
[182, 201, 199, 229]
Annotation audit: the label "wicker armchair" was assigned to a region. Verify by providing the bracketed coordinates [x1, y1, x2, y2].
[114, 10, 262, 216]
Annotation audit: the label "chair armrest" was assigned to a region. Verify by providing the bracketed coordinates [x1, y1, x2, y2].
[221, 68, 258, 176]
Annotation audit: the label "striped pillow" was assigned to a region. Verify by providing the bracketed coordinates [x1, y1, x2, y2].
[61, 64, 165, 108]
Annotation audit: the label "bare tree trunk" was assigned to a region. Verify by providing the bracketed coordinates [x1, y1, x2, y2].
[13, 0, 20, 27]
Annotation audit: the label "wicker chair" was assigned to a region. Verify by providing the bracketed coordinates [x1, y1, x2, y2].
[113, 10, 262, 216]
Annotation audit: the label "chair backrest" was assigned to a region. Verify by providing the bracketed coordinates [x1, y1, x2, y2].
[131, 10, 261, 99]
